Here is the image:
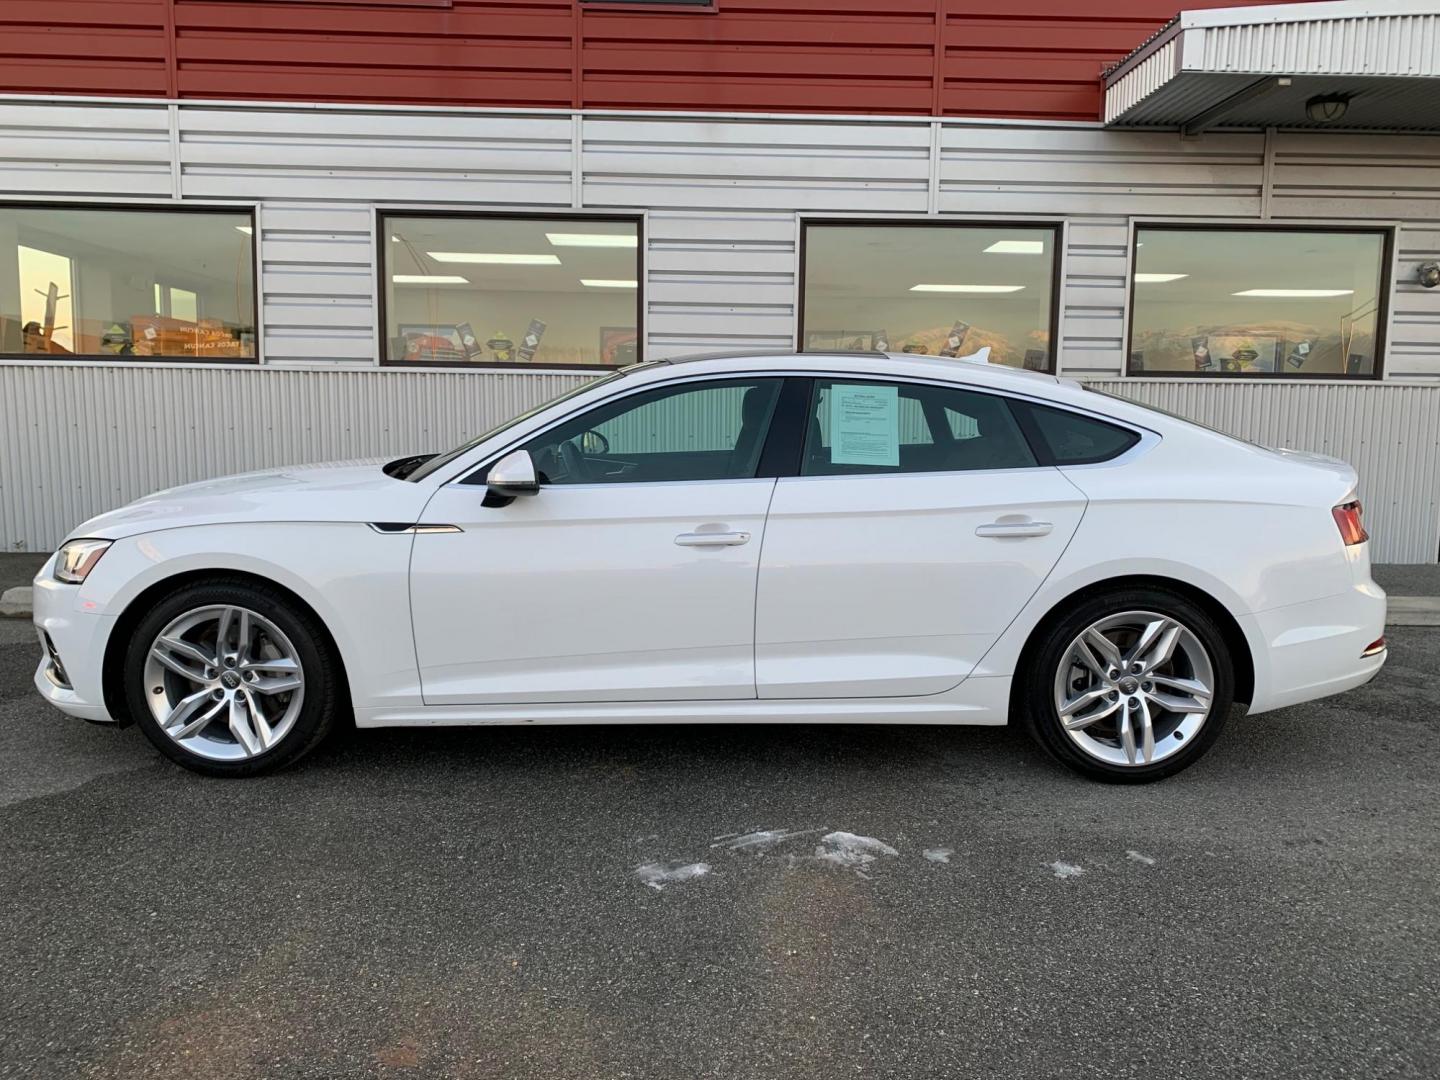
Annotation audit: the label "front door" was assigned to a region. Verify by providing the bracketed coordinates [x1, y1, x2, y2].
[755, 377, 1087, 699]
[410, 377, 786, 705]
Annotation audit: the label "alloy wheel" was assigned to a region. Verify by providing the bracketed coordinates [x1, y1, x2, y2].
[1051, 609, 1215, 768]
[143, 604, 305, 762]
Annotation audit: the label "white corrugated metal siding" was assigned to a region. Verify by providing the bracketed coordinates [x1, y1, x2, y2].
[0, 96, 1436, 557]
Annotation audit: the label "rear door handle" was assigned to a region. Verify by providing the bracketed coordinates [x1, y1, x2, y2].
[675, 530, 751, 547]
[975, 520, 1054, 538]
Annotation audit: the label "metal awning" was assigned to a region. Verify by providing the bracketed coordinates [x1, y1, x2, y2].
[1104, 0, 1440, 133]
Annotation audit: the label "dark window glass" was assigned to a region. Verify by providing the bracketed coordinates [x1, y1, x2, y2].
[521, 379, 783, 484]
[1018, 403, 1139, 464]
[801, 380, 1037, 476]
[1, 206, 256, 360]
[801, 223, 1058, 370]
[1129, 227, 1387, 378]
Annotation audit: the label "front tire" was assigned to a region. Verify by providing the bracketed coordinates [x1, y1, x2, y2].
[1017, 586, 1234, 783]
[123, 579, 341, 777]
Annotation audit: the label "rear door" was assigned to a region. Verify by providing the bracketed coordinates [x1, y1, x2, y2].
[755, 377, 1087, 699]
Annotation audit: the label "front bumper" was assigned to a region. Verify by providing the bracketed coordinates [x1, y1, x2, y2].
[1243, 580, 1388, 715]
[31, 569, 118, 724]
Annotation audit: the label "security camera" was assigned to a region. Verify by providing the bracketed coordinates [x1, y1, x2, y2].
[1420, 261, 1440, 289]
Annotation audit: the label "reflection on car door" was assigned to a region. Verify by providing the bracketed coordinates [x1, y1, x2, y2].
[409, 377, 787, 705]
[755, 378, 1087, 699]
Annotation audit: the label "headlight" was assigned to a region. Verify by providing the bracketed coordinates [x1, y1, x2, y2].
[54, 538, 112, 584]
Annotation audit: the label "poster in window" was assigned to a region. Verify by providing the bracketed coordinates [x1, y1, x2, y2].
[1191, 335, 1212, 372]
[600, 326, 638, 366]
[516, 318, 547, 364]
[1286, 340, 1311, 369]
[1211, 334, 1279, 373]
[398, 324, 466, 363]
[456, 322, 483, 361]
[1023, 349, 1046, 371]
[938, 321, 971, 358]
[804, 330, 883, 352]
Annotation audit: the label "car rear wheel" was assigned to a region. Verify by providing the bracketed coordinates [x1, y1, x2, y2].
[1018, 587, 1234, 783]
[123, 580, 341, 777]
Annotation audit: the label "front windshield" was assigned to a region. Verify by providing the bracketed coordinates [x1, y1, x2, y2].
[406, 370, 628, 482]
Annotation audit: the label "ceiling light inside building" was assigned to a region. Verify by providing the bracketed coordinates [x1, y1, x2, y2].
[1232, 288, 1354, 298]
[580, 279, 638, 288]
[546, 233, 637, 248]
[983, 240, 1045, 254]
[910, 284, 1026, 293]
[426, 252, 561, 265]
[1133, 273, 1188, 283]
[392, 275, 469, 284]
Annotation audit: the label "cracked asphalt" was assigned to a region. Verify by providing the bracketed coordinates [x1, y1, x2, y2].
[2, 617, 1438, 1079]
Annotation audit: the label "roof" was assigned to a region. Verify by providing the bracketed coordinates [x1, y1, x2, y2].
[637, 350, 1065, 393]
[1103, 0, 1440, 133]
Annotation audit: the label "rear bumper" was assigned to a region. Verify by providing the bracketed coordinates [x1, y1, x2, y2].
[31, 570, 118, 724]
[1243, 581, 1387, 715]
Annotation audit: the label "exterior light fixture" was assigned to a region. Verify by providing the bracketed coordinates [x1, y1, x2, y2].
[1419, 261, 1440, 289]
[1305, 93, 1352, 124]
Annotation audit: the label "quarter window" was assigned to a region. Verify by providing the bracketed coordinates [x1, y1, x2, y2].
[1, 205, 257, 361]
[1013, 402, 1139, 465]
[801, 380, 1037, 476]
[1128, 227, 1389, 378]
[800, 222, 1059, 371]
[381, 213, 641, 368]
[521, 379, 783, 485]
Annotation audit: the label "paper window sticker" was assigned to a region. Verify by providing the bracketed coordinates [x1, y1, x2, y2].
[829, 383, 899, 467]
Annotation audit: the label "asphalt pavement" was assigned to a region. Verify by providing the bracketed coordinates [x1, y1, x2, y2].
[2, 617, 1438, 1080]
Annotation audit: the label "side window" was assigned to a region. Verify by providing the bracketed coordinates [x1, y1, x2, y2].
[520, 378, 783, 485]
[1015, 402, 1140, 464]
[801, 380, 1037, 476]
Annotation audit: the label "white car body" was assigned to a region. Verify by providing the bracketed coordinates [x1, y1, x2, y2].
[33, 352, 1386, 748]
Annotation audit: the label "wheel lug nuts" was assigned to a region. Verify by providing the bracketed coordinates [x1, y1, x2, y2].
[1107, 691, 1118, 701]
[1131, 662, 1144, 673]
[1142, 681, 1153, 692]
[212, 689, 224, 700]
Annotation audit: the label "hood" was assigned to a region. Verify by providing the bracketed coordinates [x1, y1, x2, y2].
[70, 458, 434, 541]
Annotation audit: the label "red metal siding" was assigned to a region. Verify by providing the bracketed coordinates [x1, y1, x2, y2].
[1, 0, 1309, 119]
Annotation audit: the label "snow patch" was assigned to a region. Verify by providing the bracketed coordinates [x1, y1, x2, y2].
[1047, 861, 1084, 880]
[922, 848, 953, 864]
[1126, 850, 1156, 866]
[814, 832, 899, 871]
[711, 828, 819, 852]
[635, 861, 711, 891]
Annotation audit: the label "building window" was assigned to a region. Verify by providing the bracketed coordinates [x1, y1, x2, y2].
[381, 213, 642, 369]
[1128, 226, 1390, 378]
[1, 205, 257, 361]
[800, 221, 1060, 371]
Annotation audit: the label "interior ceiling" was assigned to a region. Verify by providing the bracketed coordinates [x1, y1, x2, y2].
[7, 208, 254, 284]
[387, 219, 639, 295]
[804, 227, 1055, 297]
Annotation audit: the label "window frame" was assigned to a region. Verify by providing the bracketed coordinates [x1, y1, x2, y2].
[796, 217, 1064, 375]
[0, 200, 260, 366]
[377, 209, 645, 372]
[1124, 221, 1395, 382]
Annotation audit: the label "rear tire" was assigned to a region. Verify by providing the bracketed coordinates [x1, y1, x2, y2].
[1016, 586, 1234, 783]
[123, 579, 342, 777]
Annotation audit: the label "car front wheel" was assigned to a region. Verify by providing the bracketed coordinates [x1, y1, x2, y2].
[123, 580, 341, 777]
[1018, 587, 1234, 782]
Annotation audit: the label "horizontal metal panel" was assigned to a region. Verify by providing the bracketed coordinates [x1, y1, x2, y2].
[1092, 378, 1440, 563]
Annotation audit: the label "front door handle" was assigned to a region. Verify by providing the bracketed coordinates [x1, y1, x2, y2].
[975, 520, 1054, 539]
[675, 530, 751, 548]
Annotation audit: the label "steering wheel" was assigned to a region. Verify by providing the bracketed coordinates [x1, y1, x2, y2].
[560, 438, 590, 482]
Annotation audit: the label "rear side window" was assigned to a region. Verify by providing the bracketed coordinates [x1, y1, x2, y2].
[802, 379, 1038, 476]
[1015, 402, 1139, 464]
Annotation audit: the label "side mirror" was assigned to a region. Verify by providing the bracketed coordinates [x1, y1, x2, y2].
[484, 449, 539, 507]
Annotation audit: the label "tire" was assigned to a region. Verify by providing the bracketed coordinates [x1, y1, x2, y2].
[1016, 586, 1234, 783]
[123, 578, 342, 777]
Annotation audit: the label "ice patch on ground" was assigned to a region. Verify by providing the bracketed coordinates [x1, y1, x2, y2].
[814, 832, 899, 871]
[1126, 850, 1156, 866]
[1047, 861, 1084, 880]
[635, 861, 711, 890]
[711, 828, 819, 851]
[922, 848, 953, 864]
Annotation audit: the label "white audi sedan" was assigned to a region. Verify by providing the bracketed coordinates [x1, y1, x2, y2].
[33, 351, 1387, 781]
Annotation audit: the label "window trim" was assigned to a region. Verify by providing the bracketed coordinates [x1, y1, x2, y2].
[796, 218, 1064, 375]
[0, 200, 260, 366]
[377, 209, 645, 372]
[1124, 221, 1395, 382]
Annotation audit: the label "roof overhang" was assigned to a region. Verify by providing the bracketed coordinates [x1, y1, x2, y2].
[1104, 0, 1440, 133]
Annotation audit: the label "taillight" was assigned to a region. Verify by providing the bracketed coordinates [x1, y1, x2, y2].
[1332, 500, 1368, 546]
